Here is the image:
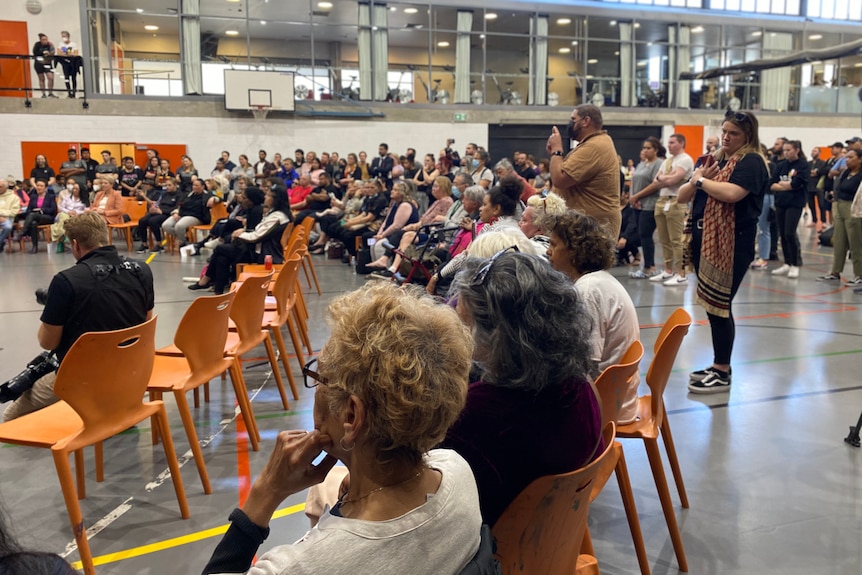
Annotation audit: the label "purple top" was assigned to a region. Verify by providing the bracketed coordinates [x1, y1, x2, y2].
[442, 377, 603, 526]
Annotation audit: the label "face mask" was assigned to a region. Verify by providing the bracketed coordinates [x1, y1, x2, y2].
[566, 119, 578, 141]
[93, 184, 100, 191]
[66, 184, 74, 191]
[452, 187, 462, 200]
[471, 158, 479, 169]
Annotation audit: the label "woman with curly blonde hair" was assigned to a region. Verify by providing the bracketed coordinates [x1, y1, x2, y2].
[545, 209, 641, 423]
[204, 283, 491, 575]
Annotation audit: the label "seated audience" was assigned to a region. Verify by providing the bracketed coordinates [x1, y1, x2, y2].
[442, 250, 602, 526]
[137, 179, 180, 253]
[0, 179, 20, 247]
[203, 282, 486, 575]
[89, 175, 123, 225]
[518, 192, 567, 256]
[364, 180, 420, 263]
[493, 158, 537, 203]
[189, 187, 290, 294]
[51, 181, 87, 252]
[544, 210, 641, 424]
[19, 180, 58, 253]
[162, 178, 210, 247]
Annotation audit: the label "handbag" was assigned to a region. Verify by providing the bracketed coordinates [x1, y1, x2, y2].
[326, 240, 344, 260]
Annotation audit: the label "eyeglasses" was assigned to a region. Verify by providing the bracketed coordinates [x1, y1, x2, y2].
[302, 357, 328, 388]
[725, 110, 751, 124]
[470, 245, 519, 286]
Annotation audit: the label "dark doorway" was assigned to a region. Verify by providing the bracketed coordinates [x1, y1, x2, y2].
[488, 123, 662, 171]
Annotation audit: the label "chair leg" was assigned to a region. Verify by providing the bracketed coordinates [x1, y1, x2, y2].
[644, 438, 688, 572]
[173, 389, 212, 494]
[149, 390, 162, 445]
[155, 406, 190, 519]
[270, 326, 294, 392]
[581, 525, 595, 556]
[285, 316, 306, 370]
[614, 443, 651, 575]
[95, 442, 104, 483]
[292, 304, 313, 355]
[74, 449, 86, 500]
[301, 258, 313, 290]
[53, 450, 95, 575]
[660, 410, 689, 509]
[264, 333, 290, 410]
[204, 381, 210, 404]
[229, 360, 260, 449]
[304, 253, 322, 295]
[193, 387, 200, 408]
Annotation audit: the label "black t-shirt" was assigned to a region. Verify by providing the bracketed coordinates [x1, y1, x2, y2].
[836, 169, 862, 202]
[516, 166, 536, 180]
[83, 158, 99, 184]
[60, 159, 87, 189]
[30, 166, 55, 183]
[361, 193, 389, 219]
[41, 246, 154, 363]
[306, 186, 334, 211]
[119, 167, 145, 196]
[772, 157, 809, 209]
[692, 152, 767, 229]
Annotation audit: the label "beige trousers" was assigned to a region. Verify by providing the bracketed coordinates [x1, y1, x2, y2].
[654, 196, 687, 272]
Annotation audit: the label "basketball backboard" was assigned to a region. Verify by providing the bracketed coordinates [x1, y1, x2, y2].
[224, 69, 296, 112]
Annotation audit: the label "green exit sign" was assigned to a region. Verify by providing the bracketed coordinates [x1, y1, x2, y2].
[453, 112, 468, 122]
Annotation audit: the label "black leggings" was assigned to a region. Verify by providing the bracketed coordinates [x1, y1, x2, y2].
[775, 205, 803, 266]
[692, 227, 755, 366]
[637, 209, 657, 268]
[208, 242, 254, 294]
[138, 213, 169, 243]
[22, 212, 54, 244]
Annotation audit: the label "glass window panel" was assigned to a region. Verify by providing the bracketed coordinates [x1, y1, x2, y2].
[835, 0, 850, 17]
[822, 0, 836, 17]
[741, 0, 757, 10]
[808, 0, 823, 16]
[773, 0, 787, 13]
[711, 0, 727, 8]
[199, 0, 246, 18]
[727, 0, 742, 9]
[849, 0, 862, 18]
[757, 0, 771, 11]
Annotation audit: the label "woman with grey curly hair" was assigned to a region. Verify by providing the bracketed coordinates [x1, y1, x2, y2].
[204, 283, 491, 575]
[442, 250, 603, 526]
[545, 210, 641, 423]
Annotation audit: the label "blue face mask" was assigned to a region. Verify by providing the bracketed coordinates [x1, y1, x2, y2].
[470, 158, 479, 169]
[452, 187, 462, 200]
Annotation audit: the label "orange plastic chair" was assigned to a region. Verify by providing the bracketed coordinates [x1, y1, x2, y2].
[583, 339, 651, 575]
[615, 308, 692, 572]
[17, 224, 51, 252]
[492, 422, 616, 575]
[147, 291, 260, 495]
[187, 201, 229, 244]
[108, 197, 148, 251]
[0, 317, 189, 575]
[300, 217, 322, 295]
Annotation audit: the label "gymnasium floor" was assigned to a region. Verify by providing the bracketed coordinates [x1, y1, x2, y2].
[0, 222, 860, 575]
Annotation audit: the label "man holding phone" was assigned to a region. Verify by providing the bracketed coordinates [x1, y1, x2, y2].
[650, 134, 694, 286]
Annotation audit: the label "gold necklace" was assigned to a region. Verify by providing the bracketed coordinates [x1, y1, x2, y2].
[340, 469, 424, 506]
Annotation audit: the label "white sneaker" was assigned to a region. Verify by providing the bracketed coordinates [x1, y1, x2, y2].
[649, 271, 674, 282]
[771, 264, 790, 276]
[663, 273, 688, 286]
[787, 265, 800, 278]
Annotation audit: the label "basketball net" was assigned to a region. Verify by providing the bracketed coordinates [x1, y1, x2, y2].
[252, 105, 271, 121]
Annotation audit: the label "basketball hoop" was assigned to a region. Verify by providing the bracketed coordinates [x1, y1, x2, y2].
[251, 105, 271, 121]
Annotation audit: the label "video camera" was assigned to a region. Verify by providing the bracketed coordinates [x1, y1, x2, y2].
[0, 351, 59, 403]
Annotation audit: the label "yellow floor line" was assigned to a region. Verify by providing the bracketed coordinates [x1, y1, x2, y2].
[69, 503, 305, 569]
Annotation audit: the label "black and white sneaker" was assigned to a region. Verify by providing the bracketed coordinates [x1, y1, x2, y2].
[688, 366, 732, 382]
[136, 243, 149, 253]
[369, 269, 394, 280]
[688, 368, 731, 394]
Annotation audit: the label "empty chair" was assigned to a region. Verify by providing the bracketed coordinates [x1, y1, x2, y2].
[0, 317, 189, 575]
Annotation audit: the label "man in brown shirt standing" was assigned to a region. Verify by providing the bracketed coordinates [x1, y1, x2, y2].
[546, 104, 621, 238]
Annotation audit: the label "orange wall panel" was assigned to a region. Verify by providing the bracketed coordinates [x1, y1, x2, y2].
[673, 125, 705, 161]
[20, 142, 188, 182]
[0, 20, 30, 98]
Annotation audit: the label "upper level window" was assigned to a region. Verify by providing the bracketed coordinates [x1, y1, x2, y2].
[710, 0, 801, 14]
[807, 0, 862, 20]
[603, 0, 703, 7]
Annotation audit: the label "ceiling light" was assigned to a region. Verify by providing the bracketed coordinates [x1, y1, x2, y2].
[479, 34, 485, 39]
[485, 13, 498, 20]
[390, 6, 397, 11]
[559, 47, 571, 54]
[588, 58, 598, 64]
[647, 42, 653, 46]
[136, 8, 144, 13]
[404, 7, 418, 14]
[752, 30, 762, 36]
[586, 75, 594, 79]
[225, 30, 240, 36]
[614, 51, 620, 55]
[317, 2, 333, 9]
[226, 0, 240, 3]
[260, 20, 266, 25]
[557, 18, 571, 25]
[437, 41, 450, 47]
[610, 20, 617, 26]
[855, 62, 862, 67]
[692, 26, 704, 33]
[637, 61, 647, 67]
[571, 40, 578, 46]
[808, 34, 823, 40]
[144, 25, 159, 31]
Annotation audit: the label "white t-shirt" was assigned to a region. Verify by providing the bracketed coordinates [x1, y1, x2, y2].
[659, 153, 694, 197]
[574, 270, 641, 424]
[59, 40, 77, 56]
[246, 449, 482, 575]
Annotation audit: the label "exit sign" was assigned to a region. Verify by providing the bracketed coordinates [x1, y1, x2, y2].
[453, 112, 467, 122]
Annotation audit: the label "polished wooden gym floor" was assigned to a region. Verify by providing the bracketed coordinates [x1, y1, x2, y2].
[1, 221, 860, 575]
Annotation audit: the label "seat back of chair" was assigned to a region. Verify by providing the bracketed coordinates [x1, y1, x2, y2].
[174, 291, 236, 374]
[271, 254, 303, 324]
[123, 197, 148, 222]
[284, 227, 306, 260]
[492, 422, 615, 575]
[280, 222, 295, 249]
[210, 201, 229, 222]
[230, 271, 273, 343]
[53, 316, 157, 428]
[645, 308, 692, 429]
[594, 339, 644, 427]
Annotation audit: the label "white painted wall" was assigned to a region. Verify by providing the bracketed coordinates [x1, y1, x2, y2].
[4, 0, 83, 92]
[1, 113, 488, 178]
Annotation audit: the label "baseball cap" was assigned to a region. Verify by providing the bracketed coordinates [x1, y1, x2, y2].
[846, 137, 862, 144]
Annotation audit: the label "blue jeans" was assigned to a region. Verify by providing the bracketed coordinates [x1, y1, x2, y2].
[0, 217, 13, 246]
[757, 193, 774, 259]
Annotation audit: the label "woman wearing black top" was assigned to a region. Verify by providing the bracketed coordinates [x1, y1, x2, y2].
[175, 155, 199, 194]
[678, 110, 768, 394]
[20, 180, 58, 253]
[29, 154, 56, 189]
[769, 140, 808, 279]
[818, 148, 862, 284]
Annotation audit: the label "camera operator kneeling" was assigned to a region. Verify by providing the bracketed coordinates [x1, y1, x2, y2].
[1, 211, 154, 421]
